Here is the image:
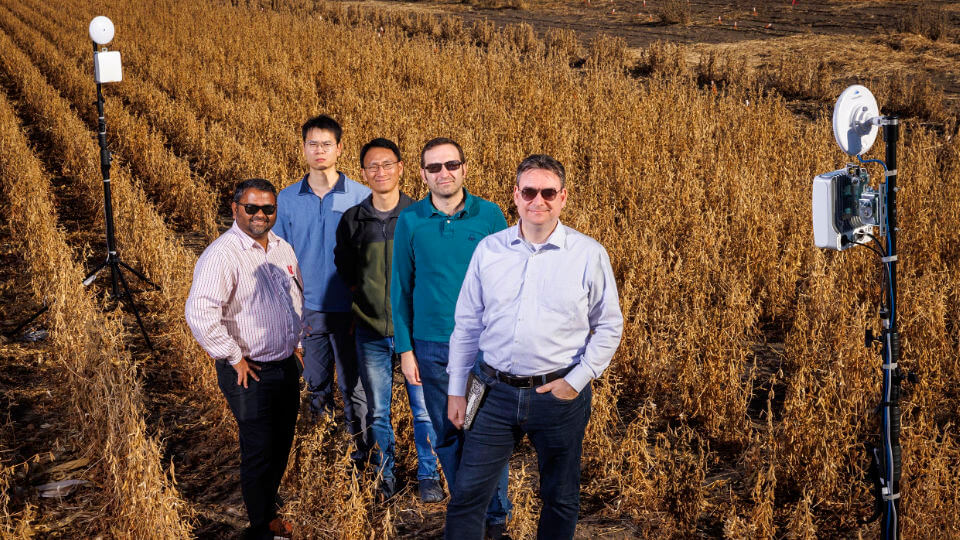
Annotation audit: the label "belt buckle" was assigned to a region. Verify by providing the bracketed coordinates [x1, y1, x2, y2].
[517, 375, 536, 389]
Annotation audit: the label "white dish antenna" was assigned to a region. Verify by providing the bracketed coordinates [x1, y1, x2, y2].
[833, 85, 880, 156]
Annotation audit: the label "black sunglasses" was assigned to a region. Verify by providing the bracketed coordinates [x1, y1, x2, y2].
[519, 187, 560, 202]
[423, 160, 463, 174]
[240, 203, 277, 216]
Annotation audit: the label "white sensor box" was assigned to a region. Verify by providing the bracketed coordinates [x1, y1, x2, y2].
[94, 51, 122, 83]
[812, 170, 842, 250]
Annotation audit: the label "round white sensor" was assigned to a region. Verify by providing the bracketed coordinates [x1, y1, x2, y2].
[89, 16, 115, 45]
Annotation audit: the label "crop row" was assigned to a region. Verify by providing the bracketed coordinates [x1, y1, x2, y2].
[36, 0, 306, 183]
[0, 22, 217, 395]
[18, 0, 289, 200]
[0, 2, 219, 240]
[0, 85, 190, 537]
[9, 0, 960, 536]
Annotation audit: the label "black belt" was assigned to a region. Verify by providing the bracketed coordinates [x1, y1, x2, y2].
[481, 363, 573, 389]
[216, 354, 296, 367]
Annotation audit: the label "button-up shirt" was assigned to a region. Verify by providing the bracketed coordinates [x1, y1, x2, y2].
[275, 172, 370, 313]
[390, 189, 508, 353]
[447, 222, 623, 395]
[185, 223, 304, 365]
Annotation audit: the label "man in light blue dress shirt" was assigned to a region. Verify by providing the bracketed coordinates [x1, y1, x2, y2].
[275, 115, 371, 459]
[444, 154, 623, 540]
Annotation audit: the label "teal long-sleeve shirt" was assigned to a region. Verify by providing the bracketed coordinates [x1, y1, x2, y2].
[390, 189, 508, 354]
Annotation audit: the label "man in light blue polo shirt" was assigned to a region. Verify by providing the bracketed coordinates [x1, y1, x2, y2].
[391, 137, 511, 537]
[275, 115, 370, 457]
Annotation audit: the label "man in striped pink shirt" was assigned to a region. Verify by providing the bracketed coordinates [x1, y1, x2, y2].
[185, 178, 303, 540]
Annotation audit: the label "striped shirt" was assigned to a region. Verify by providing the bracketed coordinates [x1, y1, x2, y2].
[185, 223, 304, 365]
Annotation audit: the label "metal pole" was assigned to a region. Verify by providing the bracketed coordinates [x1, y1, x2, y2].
[880, 116, 901, 540]
[93, 42, 119, 299]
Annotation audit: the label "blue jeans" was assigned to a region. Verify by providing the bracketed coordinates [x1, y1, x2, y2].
[302, 310, 369, 457]
[414, 339, 511, 525]
[444, 360, 592, 540]
[356, 326, 439, 482]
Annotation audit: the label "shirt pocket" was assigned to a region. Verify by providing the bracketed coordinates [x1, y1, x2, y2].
[539, 276, 588, 332]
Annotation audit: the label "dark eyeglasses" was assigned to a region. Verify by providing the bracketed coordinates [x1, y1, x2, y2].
[519, 187, 560, 202]
[240, 203, 277, 216]
[423, 160, 463, 174]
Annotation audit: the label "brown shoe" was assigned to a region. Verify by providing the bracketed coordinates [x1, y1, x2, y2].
[268, 517, 293, 539]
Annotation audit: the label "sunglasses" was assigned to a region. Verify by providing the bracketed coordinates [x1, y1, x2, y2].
[240, 203, 277, 216]
[423, 160, 463, 174]
[519, 187, 560, 202]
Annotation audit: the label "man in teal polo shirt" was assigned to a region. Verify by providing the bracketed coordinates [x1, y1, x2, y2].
[391, 138, 512, 537]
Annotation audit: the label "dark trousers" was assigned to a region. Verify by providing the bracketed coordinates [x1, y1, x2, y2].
[445, 361, 592, 540]
[216, 356, 300, 539]
[302, 309, 369, 458]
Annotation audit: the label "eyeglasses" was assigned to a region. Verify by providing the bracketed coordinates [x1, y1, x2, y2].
[363, 161, 398, 173]
[240, 203, 277, 216]
[423, 160, 463, 174]
[519, 187, 560, 202]
[306, 141, 338, 153]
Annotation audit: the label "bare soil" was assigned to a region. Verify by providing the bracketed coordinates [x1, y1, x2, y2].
[342, 0, 960, 115]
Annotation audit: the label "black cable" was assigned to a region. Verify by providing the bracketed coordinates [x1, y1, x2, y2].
[854, 241, 887, 261]
[854, 241, 893, 318]
[864, 233, 886, 254]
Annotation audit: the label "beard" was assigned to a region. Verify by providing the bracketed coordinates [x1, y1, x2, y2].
[247, 218, 271, 236]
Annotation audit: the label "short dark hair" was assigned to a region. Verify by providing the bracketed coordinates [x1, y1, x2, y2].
[301, 114, 342, 143]
[359, 138, 402, 166]
[420, 137, 465, 167]
[233, 178, 277, 203]
[516, 154, 566, 188]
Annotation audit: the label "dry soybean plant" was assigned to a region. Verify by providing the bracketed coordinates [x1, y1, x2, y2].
[0, 89, 190, 537]
[3, 0, 959, 537]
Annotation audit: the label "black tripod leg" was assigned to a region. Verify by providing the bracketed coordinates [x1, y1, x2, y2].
[116, 260, 160, 291]
[82, 260, 108, 287]
[115, 263, 155, 351]
[5, 306, 49, 338]
[8, 258, 108, 338]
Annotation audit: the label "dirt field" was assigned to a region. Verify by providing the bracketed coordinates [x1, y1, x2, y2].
[344, 0, 960, 118]
[361, 0, 916, 45]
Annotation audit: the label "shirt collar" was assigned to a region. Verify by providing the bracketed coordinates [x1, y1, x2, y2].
[357, 193, 412, 220]
[511, 220, 566, 251]
[229, 222, 280, 251]
[297, 172, 347, 196]
[426, 188, 474, 217]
